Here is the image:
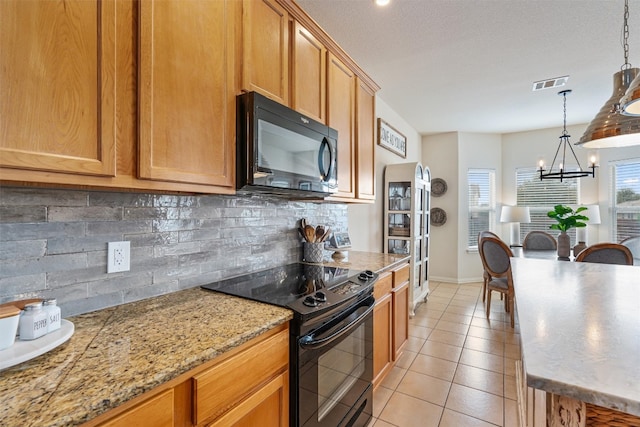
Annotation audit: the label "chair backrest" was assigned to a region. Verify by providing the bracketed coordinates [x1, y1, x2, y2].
[523, 231, 557, 250]
[480, 236, 514, 277]
[575, 242, 634, 265]
[620, 236, 640, 265]
[477, 231, 501, 269]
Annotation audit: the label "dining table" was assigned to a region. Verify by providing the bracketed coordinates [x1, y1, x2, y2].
[510, 256, 640, 427]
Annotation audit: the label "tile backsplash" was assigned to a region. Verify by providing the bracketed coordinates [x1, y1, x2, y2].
[0, 187, 347, 316]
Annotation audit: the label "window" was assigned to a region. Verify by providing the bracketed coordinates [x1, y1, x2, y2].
[468, 169, 495, 249]
[611, 159, 640, 241]
[516, 167, 579, 241]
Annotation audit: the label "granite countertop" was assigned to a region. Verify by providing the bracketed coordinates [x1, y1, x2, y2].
[316, 249, 409, 273]
[0, 288, 292, 427]
[0, 251, 407, 426]
[511, 258, 640, 416]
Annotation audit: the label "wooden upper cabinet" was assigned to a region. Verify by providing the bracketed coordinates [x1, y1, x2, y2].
[0, 0, 116, 177]
[356, 79, 376, 201]
[327, 53, 356, 199]
[242, 0, 289, 105]
[291, 22, 327, 124]
[138, 0, 235, 188]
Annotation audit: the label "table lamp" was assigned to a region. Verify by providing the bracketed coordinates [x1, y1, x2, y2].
[574, 204, 601, 254]
[500, 206, 531, 247]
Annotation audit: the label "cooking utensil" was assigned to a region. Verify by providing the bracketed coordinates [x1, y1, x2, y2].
[315, 226, 325, 242]
[298, 227, 307, 240]
[320, 227, 331, 243]
[304, 225, 316, 242]
[300, 218, 307, 229]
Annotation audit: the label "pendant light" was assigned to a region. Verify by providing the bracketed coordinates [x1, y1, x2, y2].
[576, 0, 640, 148]
[539, 90, 596, 181]
[621, 76, 640, 116]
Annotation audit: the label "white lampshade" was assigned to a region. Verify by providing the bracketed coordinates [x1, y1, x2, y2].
[500, 206, 531, 224]
[500, 206, 531, 247]
[583, 204, 601, 224]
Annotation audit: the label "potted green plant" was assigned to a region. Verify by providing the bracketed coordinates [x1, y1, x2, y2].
[547, 205, 589, 259]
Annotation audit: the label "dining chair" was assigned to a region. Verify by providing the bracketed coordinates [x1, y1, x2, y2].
[479, 236, 515, 328]
[620, 236, 640, 265]
[574, 242, 634, 265]
[478, 230, 500, 303]
[522, 230, 557, 250]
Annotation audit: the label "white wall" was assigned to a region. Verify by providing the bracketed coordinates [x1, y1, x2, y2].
[348, 97, 422, 252]
[422, 132, 459, 282]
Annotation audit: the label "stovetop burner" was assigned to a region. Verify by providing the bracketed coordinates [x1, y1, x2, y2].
[201, 263, 377, 319]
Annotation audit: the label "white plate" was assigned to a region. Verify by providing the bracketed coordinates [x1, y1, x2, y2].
[0, 319, 74, 371]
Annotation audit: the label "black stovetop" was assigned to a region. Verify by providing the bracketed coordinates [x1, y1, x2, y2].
[201, 263, 376, 320]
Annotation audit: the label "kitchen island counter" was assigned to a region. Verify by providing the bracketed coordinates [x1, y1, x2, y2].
[511, 257, 640, 423]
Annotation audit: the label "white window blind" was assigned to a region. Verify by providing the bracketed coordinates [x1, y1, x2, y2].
[516, 167, 579, 241]
[611, 159, 640, 241]
[468, 169, 495, 249]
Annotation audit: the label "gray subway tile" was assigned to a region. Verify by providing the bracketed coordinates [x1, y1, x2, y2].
[0, 206, 47, 223]
[0, 187, 88, 207]
[48, 207, 122, 222]
[48, 235, 123, 255]
[0, 240, 46, 260]
[0, 222, 85, 241]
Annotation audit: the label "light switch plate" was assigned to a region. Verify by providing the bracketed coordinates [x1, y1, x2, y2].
[107, 241, 130, 273]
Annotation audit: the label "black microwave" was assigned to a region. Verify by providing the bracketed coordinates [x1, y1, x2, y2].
[236, 91, 338, 198]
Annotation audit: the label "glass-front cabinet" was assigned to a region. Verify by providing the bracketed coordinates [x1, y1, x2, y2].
[384, 162, 431, 316]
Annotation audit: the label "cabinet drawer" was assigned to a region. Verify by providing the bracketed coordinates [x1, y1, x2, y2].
[97, 389, 174, 427]
[392, 264, 410, 287]
[193, 328, 289, 425]
[373, 272, 392, 300]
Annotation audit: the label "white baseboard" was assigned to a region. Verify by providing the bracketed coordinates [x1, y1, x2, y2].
[430, 275, 483, 284]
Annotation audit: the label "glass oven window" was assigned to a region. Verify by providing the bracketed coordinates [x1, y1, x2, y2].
[316, 323, 366, 422]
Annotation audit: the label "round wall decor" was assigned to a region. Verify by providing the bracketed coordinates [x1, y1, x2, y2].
[430, 207, 447, 226]
[431, 178, 447, 197]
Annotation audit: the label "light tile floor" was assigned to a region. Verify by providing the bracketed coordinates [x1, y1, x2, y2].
[369, 281, 521, 427]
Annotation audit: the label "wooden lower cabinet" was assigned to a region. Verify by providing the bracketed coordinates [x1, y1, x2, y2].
[373, 272, 393, 388]
[372, 263, 410, 388]
[88, 324, 289, 427]
[391, 264, 410, 360]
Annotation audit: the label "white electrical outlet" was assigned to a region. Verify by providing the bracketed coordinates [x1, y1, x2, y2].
[107, 241, 131, 273]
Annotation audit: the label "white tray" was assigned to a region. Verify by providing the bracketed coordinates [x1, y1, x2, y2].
[0, 319, 74, 371]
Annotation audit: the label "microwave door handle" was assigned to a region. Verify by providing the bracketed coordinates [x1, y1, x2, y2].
[318, 137, 334, 182]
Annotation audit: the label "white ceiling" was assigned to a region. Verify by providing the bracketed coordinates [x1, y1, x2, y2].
[296, 0, 640, 135]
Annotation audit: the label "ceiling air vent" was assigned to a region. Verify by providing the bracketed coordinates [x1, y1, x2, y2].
[532, 76, 569, 91]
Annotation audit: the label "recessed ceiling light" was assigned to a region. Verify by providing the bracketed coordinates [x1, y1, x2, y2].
[375, 0, 391, 6]
[532, 76, 569, 91]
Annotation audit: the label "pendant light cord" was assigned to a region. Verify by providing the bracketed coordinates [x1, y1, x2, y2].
[622, 0, 631, 70]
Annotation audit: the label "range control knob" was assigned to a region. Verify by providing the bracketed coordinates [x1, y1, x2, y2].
[364, 270, 374, 278]
[303, 296, 319, 307]
[314, 291, 327, 302]
[357, 273, 368, 281]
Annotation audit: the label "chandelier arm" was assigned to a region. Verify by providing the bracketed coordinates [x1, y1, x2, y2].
[565, 136, 585, 171]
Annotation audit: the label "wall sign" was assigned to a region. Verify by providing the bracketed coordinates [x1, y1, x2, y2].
[377, 118, 406, 158]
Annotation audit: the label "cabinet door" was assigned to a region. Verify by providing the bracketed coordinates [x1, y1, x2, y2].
[242, 0, 289, 105]
[292, 22, 326, 124]
[355, 79, 376, 201]
[98, 389, 174, 427]
[207, 372, 288, 427]
[138, 0, 235, 188]
[327, 53, 356, 199]
[392, 281, 410, 360]
[0, 0, 116, 177]
[373, 292, 393, 388]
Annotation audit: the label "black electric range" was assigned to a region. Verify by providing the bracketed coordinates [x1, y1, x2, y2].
[200, 262, 377, 323]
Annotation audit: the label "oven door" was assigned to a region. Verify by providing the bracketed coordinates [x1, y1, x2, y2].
[297, 295, 374, 427]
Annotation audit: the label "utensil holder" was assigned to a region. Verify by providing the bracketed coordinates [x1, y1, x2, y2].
[303, 242, 324, 263]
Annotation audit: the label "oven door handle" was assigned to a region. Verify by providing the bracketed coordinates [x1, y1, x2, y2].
[299, 296, 374, 350]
